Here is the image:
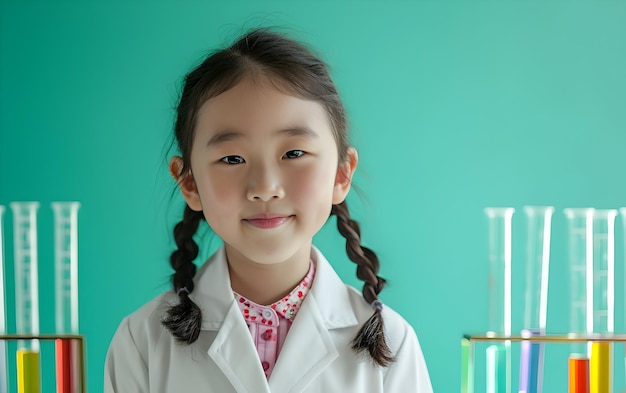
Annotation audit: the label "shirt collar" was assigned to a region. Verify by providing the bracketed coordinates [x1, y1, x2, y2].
[191, 245, 358, 330]
[234, 260, 316, 324]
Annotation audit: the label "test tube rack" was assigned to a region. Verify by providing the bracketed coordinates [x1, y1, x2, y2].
[461, 334, 626, 393]
[1, 202, 84, 393]
[0, 334, 86, 393]
[467, 205, 626, 393]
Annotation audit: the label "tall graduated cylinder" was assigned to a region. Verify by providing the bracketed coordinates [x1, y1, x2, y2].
[0, 206, 8, 393]
[10, 202, 41, 393]
[522, 206, 554, 332]
[485, 207, 514, 393]
[564, 208, 594, 355]
[620, 208, 626, 393]
[52, 202, 81, 393]
[589, 209, 616, 393]
[519, 206, 554, 393]
[53, 202, 80, 335]
[591, 210, 616, 335]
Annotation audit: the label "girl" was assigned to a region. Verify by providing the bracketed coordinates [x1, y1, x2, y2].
[104, 28, 432, 392]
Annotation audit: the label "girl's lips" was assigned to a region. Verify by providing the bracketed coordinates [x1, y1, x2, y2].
[244, 216, 292, 229]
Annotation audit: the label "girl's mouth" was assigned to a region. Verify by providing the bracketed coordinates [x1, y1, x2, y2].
[244, 215, 292, 229]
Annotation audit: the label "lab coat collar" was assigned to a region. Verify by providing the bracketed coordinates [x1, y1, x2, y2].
[191, 245, 360, 392]
[190, 245, 359, 331]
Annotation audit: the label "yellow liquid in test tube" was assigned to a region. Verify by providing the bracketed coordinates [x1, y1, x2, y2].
[11, 202, 41, 393]
[589, 342, 610, 393]
[17, 349, 40, 393]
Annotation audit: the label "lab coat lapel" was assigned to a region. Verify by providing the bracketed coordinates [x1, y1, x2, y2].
[191, 246, 234, 330]
[208, 301, 271, 393]
[268, 294, 337, 392]
[192, 246, 270, 392]
[268, 247, 358, 392]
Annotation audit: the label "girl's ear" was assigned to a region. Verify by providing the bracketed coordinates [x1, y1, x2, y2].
[169, 156, 203, 211]
[333, 147, 358, 204]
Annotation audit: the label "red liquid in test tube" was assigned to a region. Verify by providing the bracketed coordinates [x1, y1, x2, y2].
[52, 202, 81, 393]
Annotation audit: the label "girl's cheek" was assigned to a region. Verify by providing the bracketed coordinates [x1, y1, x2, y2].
[292, 165, 335, 196]
[205, 173, 240, 201]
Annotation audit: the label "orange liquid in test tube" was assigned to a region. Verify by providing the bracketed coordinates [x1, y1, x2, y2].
[569, 355, 589, 393]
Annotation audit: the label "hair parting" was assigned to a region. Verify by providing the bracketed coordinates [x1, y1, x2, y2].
[332, 201, 395, 367]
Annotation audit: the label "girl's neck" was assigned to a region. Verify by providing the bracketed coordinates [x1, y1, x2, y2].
[224, 244, 312, 306]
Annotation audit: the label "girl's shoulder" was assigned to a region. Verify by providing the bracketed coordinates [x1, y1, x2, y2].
[311, 246, 422, 355]
[110, 291, 177, 348]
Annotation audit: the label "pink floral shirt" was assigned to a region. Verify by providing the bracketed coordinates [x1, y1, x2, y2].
[233, 261, 316, 379]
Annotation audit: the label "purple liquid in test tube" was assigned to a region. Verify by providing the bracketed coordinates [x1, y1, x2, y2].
[519, 206, 553, 393]
[519, 329, 544, 393]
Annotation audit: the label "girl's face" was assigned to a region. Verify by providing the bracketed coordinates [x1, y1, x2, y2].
[174, 74, 357, 266]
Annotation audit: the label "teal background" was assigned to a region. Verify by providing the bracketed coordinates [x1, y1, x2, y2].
[1, 0, 626, 392]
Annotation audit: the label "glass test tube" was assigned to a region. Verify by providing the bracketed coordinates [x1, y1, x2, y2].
[52, 202, 80, 393]
[461, 337, 474, 393]
[10, 202, 40, 393]
[590, 209, 616, 393]
[0, 206, 7, 393]
[565, 208, 594, 355]
[519, 206, 554, 393]
[591, 209, 616, 335]
[565, 208, 594, 393]
[618, 207, 626, 392]
[485, 207, 513, 393]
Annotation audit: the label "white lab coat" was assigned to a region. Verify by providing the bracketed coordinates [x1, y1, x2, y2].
[104, 246, 433, 392]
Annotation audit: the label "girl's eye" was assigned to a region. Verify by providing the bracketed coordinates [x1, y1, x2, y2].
[220, 155, 245, 165]
[283, 150, 305, 159]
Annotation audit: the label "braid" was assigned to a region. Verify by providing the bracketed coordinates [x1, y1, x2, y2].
[161, 205, 204, 344]
[332, 201, 395, 367]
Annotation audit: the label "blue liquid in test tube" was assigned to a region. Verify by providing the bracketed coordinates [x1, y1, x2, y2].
[519, 206, 553, 393]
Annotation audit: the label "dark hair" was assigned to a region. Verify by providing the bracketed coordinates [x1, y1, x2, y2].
[162, 28, 394, 367]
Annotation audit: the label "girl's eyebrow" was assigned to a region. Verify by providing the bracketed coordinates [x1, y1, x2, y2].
[279, 127, 319, 139]
[205, 131, 241, 148]
[206, 127, 319, 148]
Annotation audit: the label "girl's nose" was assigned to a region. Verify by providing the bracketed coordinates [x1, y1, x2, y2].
[246, 165, 285, 202]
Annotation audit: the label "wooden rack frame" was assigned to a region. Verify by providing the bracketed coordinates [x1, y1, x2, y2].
[461, 333, 626, 393]
[0, 334, 86, 393]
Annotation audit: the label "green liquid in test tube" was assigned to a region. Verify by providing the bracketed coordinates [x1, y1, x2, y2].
[461, 337, 474, 393]
[10, 202, 41, 393]
[52, 202, 81, 393]
[0, 206, 7, 393]
[485, 207, 513, 393]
